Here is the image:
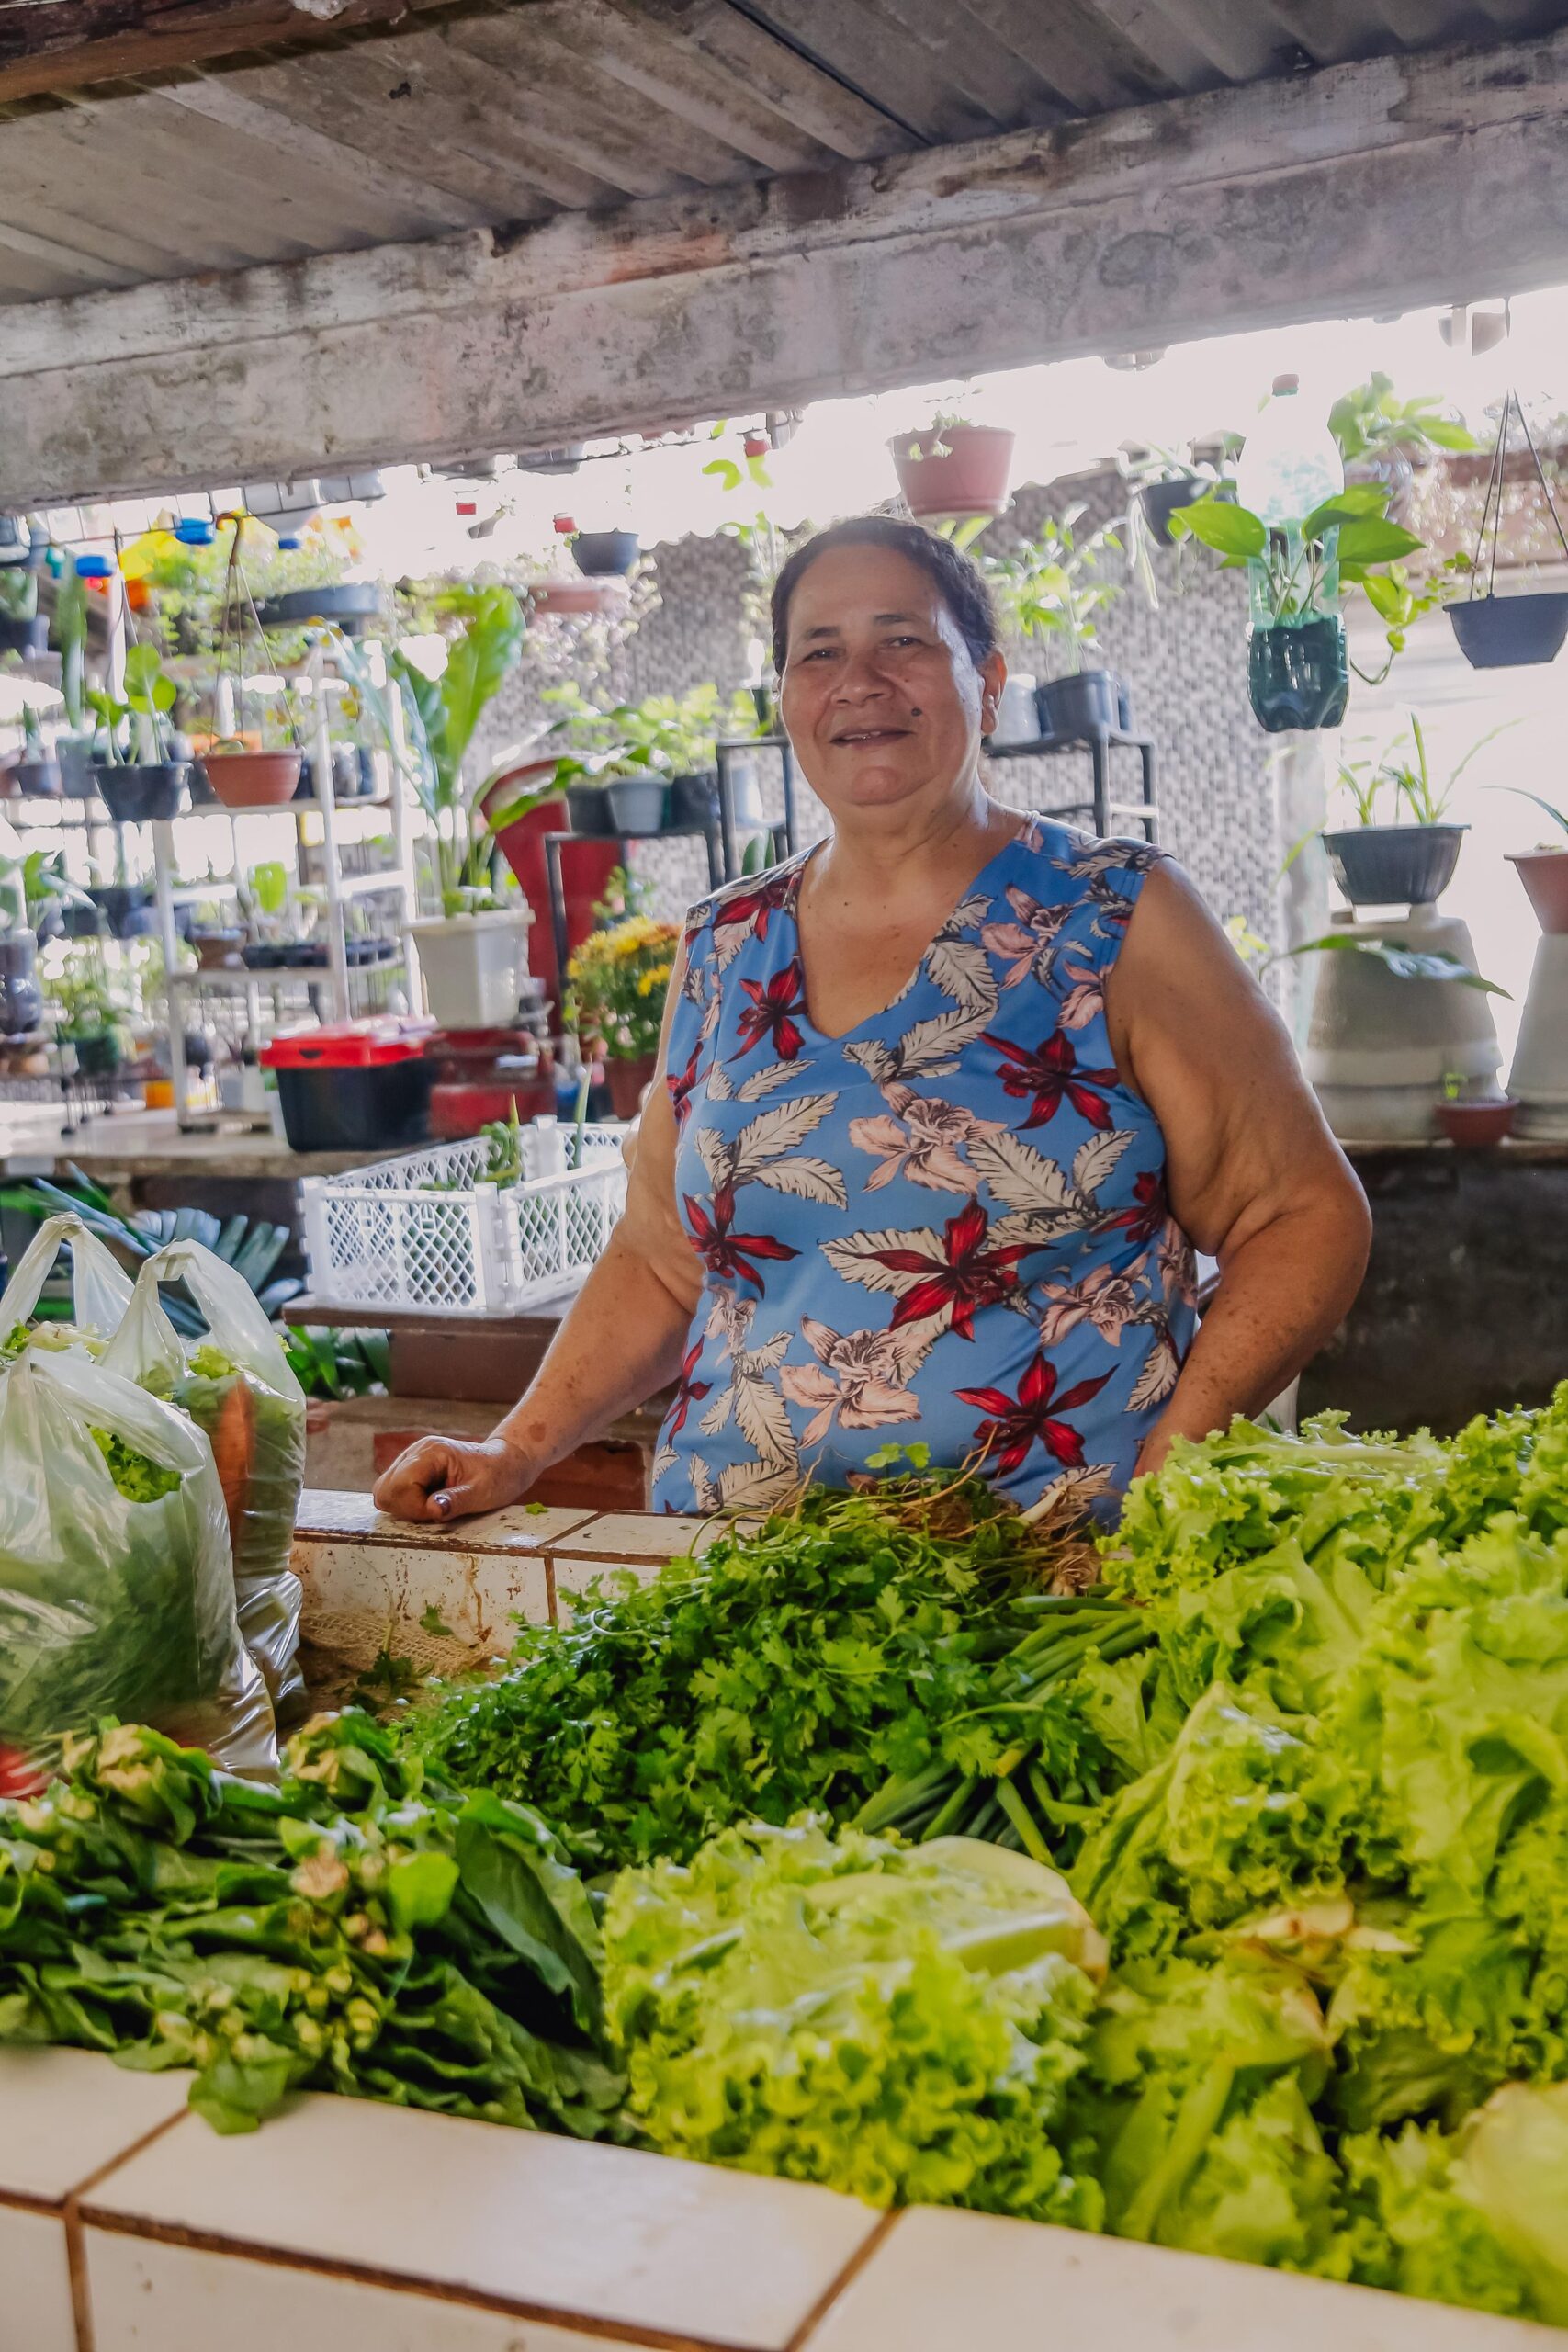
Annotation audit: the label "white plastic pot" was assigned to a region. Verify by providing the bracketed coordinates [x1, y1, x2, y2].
[407, 909, 531, 1032]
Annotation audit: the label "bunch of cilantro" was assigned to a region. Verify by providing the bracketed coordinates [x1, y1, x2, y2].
[415, 1470, 1102, 1869]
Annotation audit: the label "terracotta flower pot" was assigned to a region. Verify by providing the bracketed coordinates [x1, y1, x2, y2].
[1438, 1096, 1517, 1148]
[606, 1052, 657, 1120]
[889, 424, 1014, 519]
[202, 751, 303, 808]
[1508, 849, 1568, 935]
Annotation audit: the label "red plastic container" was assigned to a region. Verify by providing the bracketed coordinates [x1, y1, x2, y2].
[261, 1022, 434, 1153]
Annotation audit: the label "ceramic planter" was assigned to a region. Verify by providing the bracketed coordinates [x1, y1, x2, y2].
[528, 576, 626, 618]
[90, 763, 188, 822]
[606, 1051, 658, 1120]
[604, 775, 668, 836]
[1323, 824, 1467, 908]
[1449, 592, 1568, 669]
[1247, 615, 1349, 733]
[408, 908, 531, 1031]
[572, 530, 640, 577]
[1438, 1095, 1517, 1147]
[890, 424, 1014, 519]
[1036, 670, 1120, 741]
[203, 751, 303, 808]
[1507, 850, 1568, 934]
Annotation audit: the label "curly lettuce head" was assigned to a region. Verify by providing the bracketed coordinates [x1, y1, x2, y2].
[604, 1817, 1103, 2221]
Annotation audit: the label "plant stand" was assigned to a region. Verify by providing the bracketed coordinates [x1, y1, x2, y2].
[150, 635, 421, 1134]
[544, 824, 723, 1010]
[986, 723, 1158, 842]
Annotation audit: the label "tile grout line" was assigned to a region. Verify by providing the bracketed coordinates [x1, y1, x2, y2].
[69, 2211, 780, 2352]
[781, 2210, 899, 2352]
[64, 2107, 193, 2352]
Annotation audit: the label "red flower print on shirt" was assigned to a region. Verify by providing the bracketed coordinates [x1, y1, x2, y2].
[666, 1335, 712, 1436]
[667, 1040, 704, 1127]
[868, 1201, 1036, 1340]
[956, 1351, 1114, 1476]
[733, 958, 808, 1062]
[1101, 1170, 1168, 1247]
[684, 1184, 800, 1291]
[985, 1029, 1118, 1132]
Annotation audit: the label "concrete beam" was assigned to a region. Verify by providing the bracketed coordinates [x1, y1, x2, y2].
[4, 28, 1568, 502]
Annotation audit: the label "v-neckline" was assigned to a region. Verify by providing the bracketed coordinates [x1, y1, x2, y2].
[784, 816, 1035, 1049]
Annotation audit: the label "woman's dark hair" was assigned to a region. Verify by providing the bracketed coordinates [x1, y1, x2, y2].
[770, 514, 998, 676]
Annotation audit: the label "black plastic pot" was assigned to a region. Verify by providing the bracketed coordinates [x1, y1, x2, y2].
[1323, 823, 1467, 908]
[1135, 475, 1206, 546]
[1247, 616, 1348, 734]
[605, 775, 668, 835]
[571, 530, 640, 578]
[90, 884, 154, 940]
[0, 933, 42, 1038]
[566, 780, 615, 837]
[90, 762, 188, 822]
[670, 768, 721, 827]
[14, 758, 61, 799]
[61, 901, 104, 941]
[0, 615, 46, 656]
[1037, 670, 1120, 740]
[1449, 592, 1568, 670]
[256, 582, 381, 630]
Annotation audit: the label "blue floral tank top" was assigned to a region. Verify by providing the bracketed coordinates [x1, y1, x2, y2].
[654, 814, 1197, 1516]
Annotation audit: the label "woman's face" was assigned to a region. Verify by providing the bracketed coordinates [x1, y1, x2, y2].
[777, 544, 1005, 819]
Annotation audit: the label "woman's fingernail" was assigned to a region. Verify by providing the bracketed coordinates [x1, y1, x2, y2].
[432, 1491, 452, 1517]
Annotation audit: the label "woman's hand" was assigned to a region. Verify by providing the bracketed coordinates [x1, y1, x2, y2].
[373, 1432, 535, 1524]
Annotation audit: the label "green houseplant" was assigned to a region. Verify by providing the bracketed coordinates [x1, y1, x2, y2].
[1320, 715, 1505, 908]
[987, 508, 1126, 738]
[85, 646, 189, 822]
[13, 706, 59, 799]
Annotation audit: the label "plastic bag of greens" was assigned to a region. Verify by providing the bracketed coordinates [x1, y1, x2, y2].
[104, 1244, 306, 1719]
[0, 1350, 276, 1776]
[0, 1211, 134, 1359]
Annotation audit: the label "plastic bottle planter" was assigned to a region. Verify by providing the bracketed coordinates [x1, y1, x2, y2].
[1247, 614, 1348, 733]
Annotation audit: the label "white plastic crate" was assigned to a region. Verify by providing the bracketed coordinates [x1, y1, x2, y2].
[300, 1123, 628, 1316]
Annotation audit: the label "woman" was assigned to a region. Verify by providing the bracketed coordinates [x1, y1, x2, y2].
[377, 516, 1369, 1524]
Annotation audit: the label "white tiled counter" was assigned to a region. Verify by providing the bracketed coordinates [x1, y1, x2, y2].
[3, 2050, 1557, 2352]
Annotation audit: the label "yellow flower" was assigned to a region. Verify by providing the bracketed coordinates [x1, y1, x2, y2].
[637, 961, 672, 997]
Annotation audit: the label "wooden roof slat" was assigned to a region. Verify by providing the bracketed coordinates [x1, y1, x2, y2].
[729, 0, 1003, 140]
[820, 0, 1077, 128]
[0, 0, 472, 106]
[152, 71, 499, 232]
[609, 0, 919, 159]
[0, 110, 283, 272]
[954, 0, 1185, 109]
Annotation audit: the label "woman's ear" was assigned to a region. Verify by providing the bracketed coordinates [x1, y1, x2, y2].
[978, 648, 1007, 734]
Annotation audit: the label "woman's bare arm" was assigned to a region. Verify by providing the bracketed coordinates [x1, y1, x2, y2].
[1106, 864, 1371, 1474]
[374, 952, 703, 1521]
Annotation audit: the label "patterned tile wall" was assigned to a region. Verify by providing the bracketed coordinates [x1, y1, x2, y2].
[475, 473, 1280, 948]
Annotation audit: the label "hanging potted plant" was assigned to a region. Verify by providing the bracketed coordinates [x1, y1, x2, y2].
[1318, 715, 1504, 907]
[86, 646, 189, 821]
[564, 869, 679, 1119]
[49, 562, 96, 798]
[890, 410, 1015, 521]
[379, 586, 558, 1029]
[1328, 374, 1477, 527]
[12, 706, 60, 798]
[198, 517, 304, 807]
[0, 563, 45, 657]
[1449, 391, 1568, 670]
[1173, 483, 1422, 732]
[1488, 786, 1568, 933]
[986, 507, 1127, 739]
[556, 512, 640, 579]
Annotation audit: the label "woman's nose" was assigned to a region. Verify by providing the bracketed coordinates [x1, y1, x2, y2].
[833, 649, 893, 701]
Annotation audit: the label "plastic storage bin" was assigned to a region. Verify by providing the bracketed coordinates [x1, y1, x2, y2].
[300, 1121, 627, 1314]
[261, 1023, 434, 1154]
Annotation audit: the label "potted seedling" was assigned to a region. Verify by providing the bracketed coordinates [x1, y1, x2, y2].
[1487, 786, 1568, 934]
[987, 508, 1127, 739]
[1436, 1066, 1517, 1148]
[49, 943, 133, 1076]
[13, 706, 60, 798]
[1320, 715, 1506, 906]
[0, 563, 45, 657]
[1174, 481, 1423, 731]
[1449, 392, 1568, 670]
[86, 646, 189, 821]
[890, 409, 1016, 521]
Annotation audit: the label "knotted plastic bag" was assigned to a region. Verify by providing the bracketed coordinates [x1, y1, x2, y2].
[104, 1244, 307, 1719]
[0, 1212, 134, 1358]
[0, 1351, 276, 1776]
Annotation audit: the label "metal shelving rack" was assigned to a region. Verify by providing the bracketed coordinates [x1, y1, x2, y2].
[148, 635, 421, 1132]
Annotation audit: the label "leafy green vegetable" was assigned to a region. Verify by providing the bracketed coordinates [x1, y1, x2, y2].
[0, 1715, 621, 2137]
[416, 1472, 1111, 1867]
[604, 1816, 1103, 2218]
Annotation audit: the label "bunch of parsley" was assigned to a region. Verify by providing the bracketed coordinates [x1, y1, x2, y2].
[414, 1465, 1096, 1868]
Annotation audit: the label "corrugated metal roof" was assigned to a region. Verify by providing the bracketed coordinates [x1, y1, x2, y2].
[0, 0, 1563, 305]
